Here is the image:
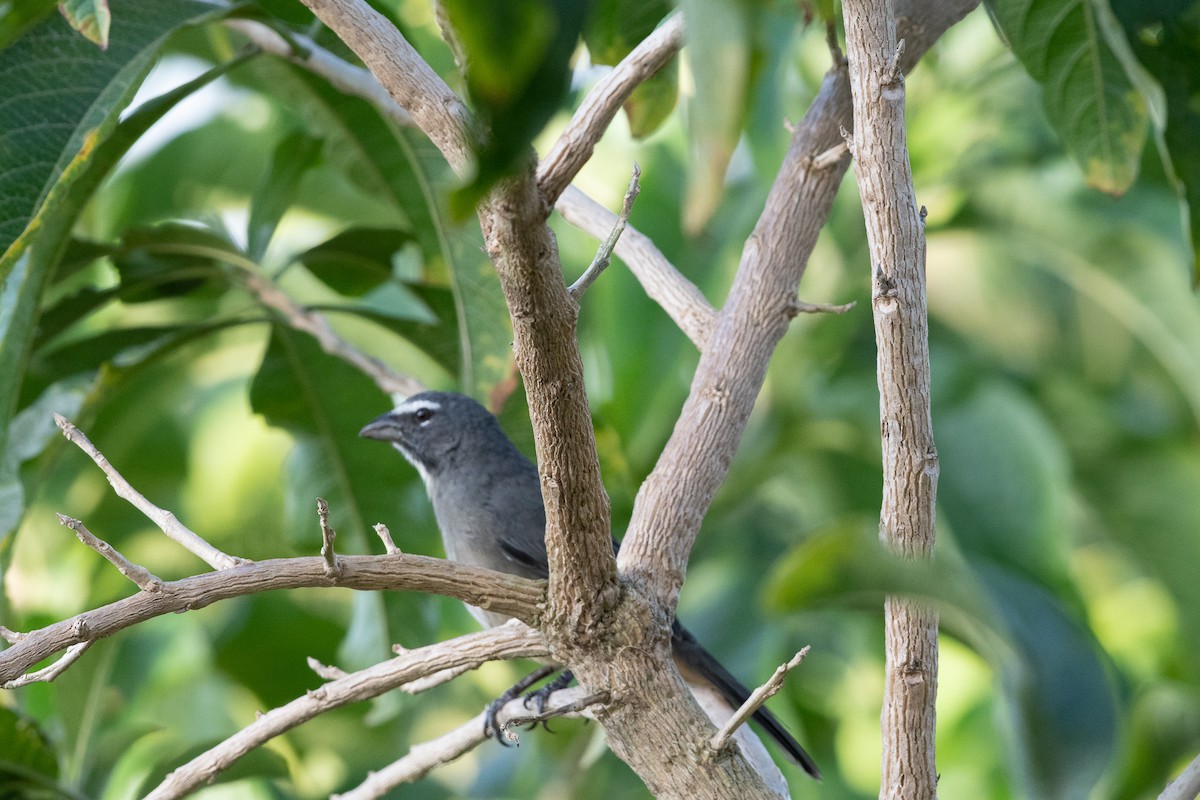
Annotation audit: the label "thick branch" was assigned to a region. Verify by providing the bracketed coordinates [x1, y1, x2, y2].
[843, 0, 940, 796]
[297, 0, 473, 175]
[617, 0, 977, 613]
[143, 624, 548, 800]
[0, 553, 544, 684]
[224, 19, 415, 129]
[537, 12, 684, 204]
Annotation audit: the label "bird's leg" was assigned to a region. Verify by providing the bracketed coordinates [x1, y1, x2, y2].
[484, 664, 559, 745]
[523, 669, 575, 716]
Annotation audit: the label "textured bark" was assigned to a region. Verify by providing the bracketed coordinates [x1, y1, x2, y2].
[842, 0, 942, 797]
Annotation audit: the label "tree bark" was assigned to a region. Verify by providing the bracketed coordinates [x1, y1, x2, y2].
[842, 0, 941, 798]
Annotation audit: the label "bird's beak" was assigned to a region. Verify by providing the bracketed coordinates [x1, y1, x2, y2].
[359, 412, 401, 441]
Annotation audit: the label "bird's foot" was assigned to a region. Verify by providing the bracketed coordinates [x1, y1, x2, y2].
[483, 665, 558, 745]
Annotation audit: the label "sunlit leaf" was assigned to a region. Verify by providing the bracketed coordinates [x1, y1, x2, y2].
[57, 0, 111, 48]
[985, 0, 1149, 194]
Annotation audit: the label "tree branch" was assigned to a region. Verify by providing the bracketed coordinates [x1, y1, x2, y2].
[617, 0, 977, 614]
[709, 646, 809, 754]
[537, 12, 684, 204]
[55, 514, 163, 592]
[297, 0, 473, 176]
[142, 623, 548, 800]
[224, 19, 416, 129]
[555, 185, 716, 348]
[0, 553, 543, 685]
[842, 0, 941, 796]
[1160, 750, 1200, 800]
[333, 686, 599, 800]
[52, 413, 243, 570]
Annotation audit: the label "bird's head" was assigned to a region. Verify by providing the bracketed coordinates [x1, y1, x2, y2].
[359, 391, 501, 481]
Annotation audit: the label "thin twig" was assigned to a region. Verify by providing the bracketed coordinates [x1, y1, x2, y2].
[812, 141, 849, 169]
[372, 523, 401, 555]
[787, 298, 856, 317]
[317, 498, 342, 580]
[52, 414, 243, 571]
[307, 657, 348, 681]
[0, 625, 26, 643]
[2, 641, 93, 689]
[55, 514, 163, 592]
[224, 19, 416, 129]
[500, 690, 611, 744]
[709, 647, 810, 753]
[241, 272, 424, 399]
[556, 186, 716, 348]
[569, 163, 641, 300]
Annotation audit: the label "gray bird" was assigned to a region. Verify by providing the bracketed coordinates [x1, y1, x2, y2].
[360, 391, 820, 779]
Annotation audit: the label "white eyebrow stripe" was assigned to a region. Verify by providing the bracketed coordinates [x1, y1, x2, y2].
[394, 398, 441, 415]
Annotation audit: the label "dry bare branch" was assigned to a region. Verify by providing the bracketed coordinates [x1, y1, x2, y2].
[616, 0, 978, 615]
[316, 498, 343, 579]
[52, 413, 243, 571]
[298, 0, 473, 175]
[556, 185, 716, 347]
[0, 554, 544, 685]
[224, 19, 416, 129]
[55, 514, 163, 591]
[843, 0, 941, 795]
[142, 623, 548, 800]
[568, 163, 642, 300]
[537, 12, 684, 204]
[333, 686, 599, 800]
[372, 522, 402, 555]
[2, 641, 93, 690]
[241, 271, 424, 398]
[709, 646, 809, 753]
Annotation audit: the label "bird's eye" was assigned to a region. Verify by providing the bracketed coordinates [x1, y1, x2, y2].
[414, 408, 434, 424]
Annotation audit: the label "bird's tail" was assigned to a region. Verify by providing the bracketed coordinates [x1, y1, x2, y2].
[671, 620, 821, 779]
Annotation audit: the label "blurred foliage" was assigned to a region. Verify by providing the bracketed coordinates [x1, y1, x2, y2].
[1, 1, 1199, 799]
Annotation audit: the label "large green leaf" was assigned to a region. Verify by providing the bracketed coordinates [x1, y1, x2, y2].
[0, 15, 242, 574]
[442, 0, 592, 213]
[935, 381, 1073, 585]
[262, 62, 513, 401]
[985, 0, 1149, 194]
[247, 130, 324, 262]
[1110, 0, 1200, 283]
[297, 227, 415, 296]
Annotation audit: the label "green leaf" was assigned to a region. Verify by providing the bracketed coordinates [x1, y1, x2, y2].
[264, 62, 513, 401]
[0, 5, 242, 563]
[0, 706, 58, 782]
[57, 0, 111, 48]
[584, 2, 677, 137]
[764, 518, 1012, 659]
[443, 0, 592, 213]
[247, 130, 324, 261]
[0, 0, 56, 49]
[985, 0, 1150, 194]
[1110, 0, 1200, 283]
[297, 227, 415, 296]
[679, 0, 766, 230]
[935, 382, 1072, 585]
[981, 565, 1118, 800]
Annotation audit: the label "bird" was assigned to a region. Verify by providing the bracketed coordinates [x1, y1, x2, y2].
[360, 390, 820, 780]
